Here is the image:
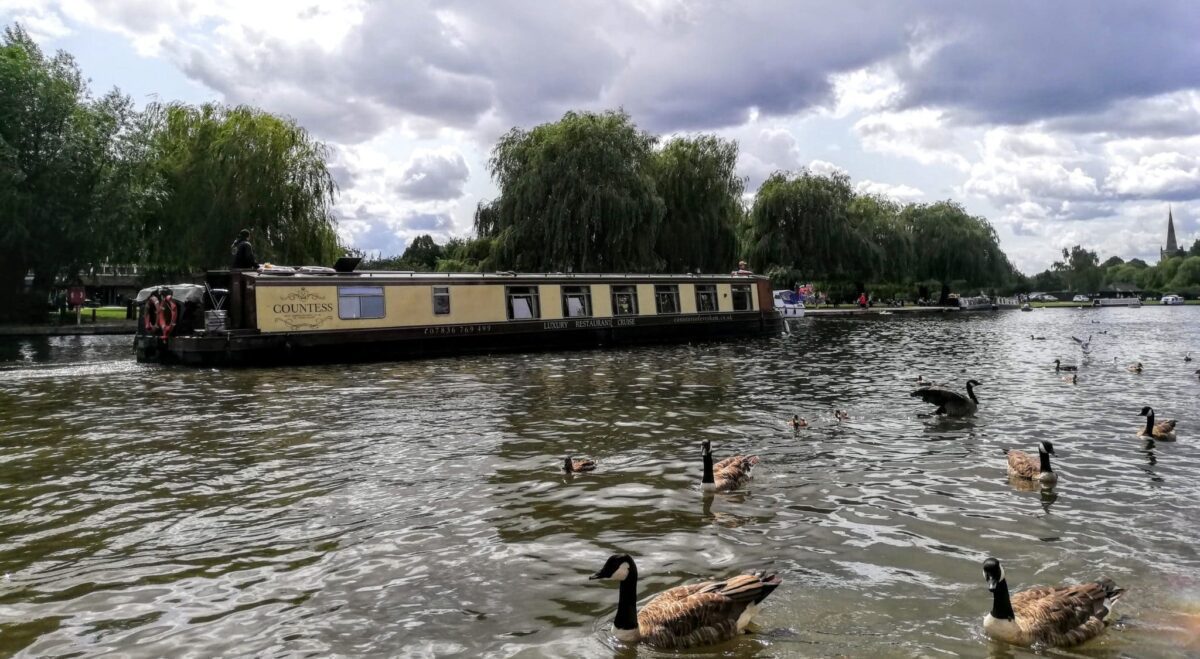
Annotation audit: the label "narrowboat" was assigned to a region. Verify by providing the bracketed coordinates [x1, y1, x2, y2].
[134, 267, 785, 366]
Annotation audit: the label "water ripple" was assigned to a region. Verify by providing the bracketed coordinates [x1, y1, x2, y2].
[1, 309, 1198, 657]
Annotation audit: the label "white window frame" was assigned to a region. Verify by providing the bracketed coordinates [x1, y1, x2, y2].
[338, 286, 386, 320]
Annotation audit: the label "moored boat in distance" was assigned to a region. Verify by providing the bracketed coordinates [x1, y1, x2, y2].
[1161, 294, 1184, 305]
[134, 268, 784, 366]
[1093, 297, 1142, 307]
[773, 290, 806, 317]
[957, 295, 996, 311]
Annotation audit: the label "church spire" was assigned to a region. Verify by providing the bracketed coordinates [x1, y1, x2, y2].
[1166, 205, 1179, 254]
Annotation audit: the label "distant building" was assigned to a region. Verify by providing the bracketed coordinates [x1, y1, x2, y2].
[1160, 206, 1186, 261]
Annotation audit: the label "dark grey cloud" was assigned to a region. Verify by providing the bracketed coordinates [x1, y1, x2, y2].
[896, 3, 1200, 126]
[95, 1, 1200, 143]
[395, 151, 470, 201]
[402, 212, 453, 232]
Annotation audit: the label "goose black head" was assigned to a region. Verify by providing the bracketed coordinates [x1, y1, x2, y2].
[966, 379, 982, 388]
[590, 554, 635, 581]
[1038, 440, 1055, 456]
[982, 557, 1005, 592]
[701, 439, 712, 455]
[1139, 406, 1154, 417]
[563, 456, 574, 472]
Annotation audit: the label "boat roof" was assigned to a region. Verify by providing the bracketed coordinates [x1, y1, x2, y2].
[243, 270, 768, 283]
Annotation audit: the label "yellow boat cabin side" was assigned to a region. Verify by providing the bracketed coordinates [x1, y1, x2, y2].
[134, 270, 784, 366]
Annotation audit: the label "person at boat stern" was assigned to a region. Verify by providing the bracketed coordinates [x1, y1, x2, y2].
[231, 229, 259, 270]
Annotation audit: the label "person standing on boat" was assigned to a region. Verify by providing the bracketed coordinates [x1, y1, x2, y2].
[733, 260, 753, 275]
[230, 229, 259, 270]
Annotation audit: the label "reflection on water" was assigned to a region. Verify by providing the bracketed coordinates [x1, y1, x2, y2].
[1, 308, 1199, 657]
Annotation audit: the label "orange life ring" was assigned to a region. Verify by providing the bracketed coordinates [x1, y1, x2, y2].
[143, 295, 160, 333]
[158, 296, 179, 339]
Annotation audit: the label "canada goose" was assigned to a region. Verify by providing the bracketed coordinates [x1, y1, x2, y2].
[701, 440, 759, 492]
[1127, 362, 1143, 374]
[1185, 352, 1192, 362]
[1030, 335, 1046, 340]
[1054, 359, 1078, 372]
[1137, 406, 1177, 440]
[981, 558, 1124, 648]
[788, 415, 807, 430]
[1071, 335, 1092, 353]
[1062, 374, 1077, 385]
[1006, 440, 1057, 485]
[910, 380, 981, 417]
[834, 409, 850, 422]
[589, 554, 782, 649]
[563, 456, 596, 473]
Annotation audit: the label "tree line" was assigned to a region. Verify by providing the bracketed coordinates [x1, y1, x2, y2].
[371, 109, 1020, 304]
[0, 25, 340, 320]
[1029, 243, 1200, 298]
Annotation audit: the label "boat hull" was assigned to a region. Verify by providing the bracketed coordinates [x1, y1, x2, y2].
[136, 311, 783, 367]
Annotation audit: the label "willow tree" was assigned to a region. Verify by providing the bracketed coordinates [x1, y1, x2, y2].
[0, 25, 147, 317]
[902, 201, 1013, 301]
[747, 170, 873, 280]
[476, 110, 663, 272]
[141, 102, 341, 273]
[652, 135, 743, 273]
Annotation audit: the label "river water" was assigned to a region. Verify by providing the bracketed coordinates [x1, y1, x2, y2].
[1, 308, 1198, 658]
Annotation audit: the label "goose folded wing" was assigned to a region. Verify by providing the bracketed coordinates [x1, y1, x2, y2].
[1007, 450, 1039, 478]
[639, 586, 753, 648]
[1011, 582, 1119, 645]
[714, 455, 759, 474]
[1155, 419, 1177, 434]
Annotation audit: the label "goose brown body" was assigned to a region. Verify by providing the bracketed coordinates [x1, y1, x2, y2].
[982, 558, 1124, 649]
[702, 441, 759, 492]
[1137, 407, 1177, 440]
[1006, 441, 1057, 485]
[590, 554, 781, 649]
[563, 457, 596, 473]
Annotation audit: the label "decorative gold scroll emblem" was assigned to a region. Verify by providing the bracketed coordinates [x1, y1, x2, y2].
[271, 287, 333, 330]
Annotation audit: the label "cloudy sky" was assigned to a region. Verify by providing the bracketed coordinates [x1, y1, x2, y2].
[5, 0, 1199, 272]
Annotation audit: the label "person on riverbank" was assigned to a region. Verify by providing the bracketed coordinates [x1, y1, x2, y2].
[857, 292, 868, 309]
[230, 229, 259, 270]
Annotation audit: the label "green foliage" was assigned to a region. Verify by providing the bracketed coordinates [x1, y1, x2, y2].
[748, 170, 862, 279]
[652, 135, 743, 272]
[1100, 255, 1124, 268]
[141, 102, 341, 273]
[0, 24, 149, 315]
[1167, 255, 1200, 290]
[400, 234, 442, 271]
[901, 201, 1015, 290]
[1050, 245, 1101, 292]
[478, 110, 663, 272]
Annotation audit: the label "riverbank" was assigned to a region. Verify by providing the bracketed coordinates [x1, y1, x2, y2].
[0, 321, 136, 336]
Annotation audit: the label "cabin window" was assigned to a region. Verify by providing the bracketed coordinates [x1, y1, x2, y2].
[562, 285, 592, 318]
[655, 284, 680, 314]
[612, 285, 638, 315]
[506, 286, 540, 320]
[432, 286, 451, 315]
[695, 284, 718, 312]
[338, 286, 385, 319]
[731, 284, 752, 311]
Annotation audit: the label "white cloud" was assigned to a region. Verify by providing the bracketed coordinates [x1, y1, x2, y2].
[854, 108, 971, 170]
[855, 180, 924, 202]
[394, 148, 470, 201]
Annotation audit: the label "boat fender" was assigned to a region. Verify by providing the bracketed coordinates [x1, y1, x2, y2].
[143, 294, 161, 334]
[158, 295, 179, 339]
